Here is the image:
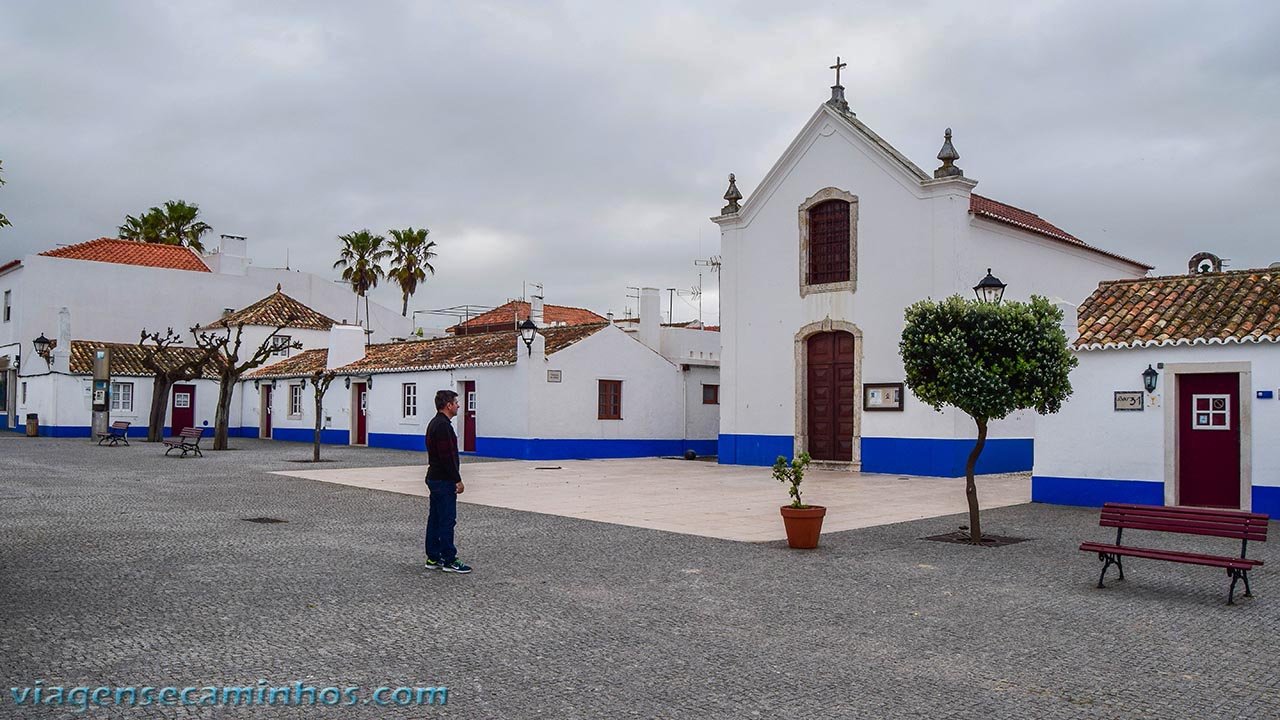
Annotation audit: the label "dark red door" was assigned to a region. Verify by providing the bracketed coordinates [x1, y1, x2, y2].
[262, 387, 273, 438]
[463, 381, 476, 452]
[807, 332, 855, 461]
[353, 383, 367, 445]
[1178, 373, 1240, 508]
[171, 384, 195, 432]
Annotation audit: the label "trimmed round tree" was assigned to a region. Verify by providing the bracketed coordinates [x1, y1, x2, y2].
[899, 295, 1077, 544]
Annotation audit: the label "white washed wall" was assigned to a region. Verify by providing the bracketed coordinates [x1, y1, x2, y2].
[718, 104, 1147, 445]
[1034, 344, 1280, 490]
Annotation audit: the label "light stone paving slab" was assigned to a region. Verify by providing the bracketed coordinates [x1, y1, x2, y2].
[273, 457, 1030, 541]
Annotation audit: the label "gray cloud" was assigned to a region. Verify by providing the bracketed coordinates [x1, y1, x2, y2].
[2, 1, 1277, 327]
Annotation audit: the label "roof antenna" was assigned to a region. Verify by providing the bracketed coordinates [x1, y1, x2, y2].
[286, 248, 290, 270]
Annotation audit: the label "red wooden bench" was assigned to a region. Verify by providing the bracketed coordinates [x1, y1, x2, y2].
[96, 420, 131, 446]
[1080, 502, 1268, 604]
[163, 427, 206, 458]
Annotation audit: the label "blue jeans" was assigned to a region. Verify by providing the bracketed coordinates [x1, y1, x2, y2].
[425, 480, 458, 563]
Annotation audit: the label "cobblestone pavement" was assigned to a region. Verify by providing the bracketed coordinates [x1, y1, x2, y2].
[1, 435, 1277, 719]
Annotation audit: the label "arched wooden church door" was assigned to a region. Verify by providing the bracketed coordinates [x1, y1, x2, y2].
[807, 331, 855, 461]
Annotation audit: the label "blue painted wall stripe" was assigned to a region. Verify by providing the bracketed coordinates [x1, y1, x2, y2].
[1253, 486, 1280, 518]
[861, 437, 1033, 477]
[369, 432, 426, 452]
[716, 434, 1033, 476]
[1035, 475, 1280, 517]
[270, 427, 350, 445]
[478, 437, 716, 460]
[1031, 476, 1165, 507]
[716, 434, 793, 466]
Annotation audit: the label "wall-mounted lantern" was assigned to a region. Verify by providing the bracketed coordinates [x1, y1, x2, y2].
[32, 333, 54, 366]
[1142, 364, 1159, 394]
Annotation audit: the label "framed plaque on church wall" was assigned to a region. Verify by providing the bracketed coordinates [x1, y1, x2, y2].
[864, 382, 904, 411]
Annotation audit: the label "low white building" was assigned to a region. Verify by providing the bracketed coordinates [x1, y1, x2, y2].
[712, 78, 1151, 474]
[0, 236, 410, 431]
[0, 288, 357, 438]
[245, 316, 718, 459]
[1033, 256, 1280, 517]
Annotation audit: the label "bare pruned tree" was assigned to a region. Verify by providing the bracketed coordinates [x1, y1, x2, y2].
[138, 328, 221, 442]
[309, 369, 337, 462]
[192, 317, 301, 450]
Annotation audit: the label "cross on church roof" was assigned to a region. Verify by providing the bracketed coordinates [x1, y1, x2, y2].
[830, 56, 847, 87]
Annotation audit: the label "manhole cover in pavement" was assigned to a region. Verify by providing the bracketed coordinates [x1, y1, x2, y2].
[242, 517, 288, 524]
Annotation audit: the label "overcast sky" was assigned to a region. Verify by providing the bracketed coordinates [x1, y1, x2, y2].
[2, 1, 1277, 328]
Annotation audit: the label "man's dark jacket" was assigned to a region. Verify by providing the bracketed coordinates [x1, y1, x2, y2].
[425, 411, 461, 483]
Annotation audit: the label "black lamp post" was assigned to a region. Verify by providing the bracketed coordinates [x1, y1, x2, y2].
[973, 268, 1006, 305]
[1142, 364, 1159, 393]
[518, 319, 538, 356]
[32, 333, 54, 365]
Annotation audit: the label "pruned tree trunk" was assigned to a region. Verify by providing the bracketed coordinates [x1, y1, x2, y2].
[148, 375, 173, 442]
[311, 372, 335, 462]
[313, 389, 323, 463]
[964, 418, 988, 544]
[213, 374, 235, 450]
[401, 294, 408, 317]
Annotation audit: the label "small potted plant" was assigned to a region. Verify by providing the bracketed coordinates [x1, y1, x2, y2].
[774, 452, 825, 549]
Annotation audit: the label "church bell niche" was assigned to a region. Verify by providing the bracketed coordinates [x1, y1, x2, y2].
[1188, 252, 1224, 275]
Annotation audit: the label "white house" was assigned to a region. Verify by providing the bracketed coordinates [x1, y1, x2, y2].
[711, 80, 1151, 475]
[1033, 255, 1280, 517]
[244, 311, 719, 459]
[0, 236, 410, 434]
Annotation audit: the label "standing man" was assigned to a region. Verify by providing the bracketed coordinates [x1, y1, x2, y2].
[424, 389, 471, 574]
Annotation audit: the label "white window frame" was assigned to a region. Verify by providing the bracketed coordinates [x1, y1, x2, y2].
[110, 381, 134, 413]
[1191, 393, 1231, 430]
[402, 383, 418, 418]
[2, 289, 10, 322]
[290, 384, 303, 417]
[271, 334, 292, 357]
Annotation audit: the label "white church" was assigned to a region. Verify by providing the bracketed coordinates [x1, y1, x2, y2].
[713, 67, 1151, 475]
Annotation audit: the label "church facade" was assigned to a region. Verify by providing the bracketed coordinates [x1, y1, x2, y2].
[712, 78, 1151, 475]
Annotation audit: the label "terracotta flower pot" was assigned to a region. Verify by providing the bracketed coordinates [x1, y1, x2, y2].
[780, 505, 827, 549]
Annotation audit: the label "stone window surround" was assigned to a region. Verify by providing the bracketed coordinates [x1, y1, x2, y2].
[799, 187, 859, 298]
[793, 318, 864, 469]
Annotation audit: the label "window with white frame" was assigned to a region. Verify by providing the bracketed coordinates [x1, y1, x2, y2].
[3, 290, 10, 322]
[21, 381, 27, 405]
[402, 383, 418, 418]
[290, 384, 303, 416]
[110, 382, 134, 412]
[271, 334, 293, 357]
[1191, 394, 1231, 430]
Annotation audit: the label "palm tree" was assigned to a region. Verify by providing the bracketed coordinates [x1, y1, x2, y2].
[333, 229, 391, 335]
[118, 199, 212, 252]
[157, 200, 213, 253]
[387, 227, 437, 316]
[118, 211, 164, 243]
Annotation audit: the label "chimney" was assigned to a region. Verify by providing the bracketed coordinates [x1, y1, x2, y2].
[326, 324, 367, 370]
[207, 234, 250, 276]
[529, 284, 545, 327]
[638, 287, 660, 350]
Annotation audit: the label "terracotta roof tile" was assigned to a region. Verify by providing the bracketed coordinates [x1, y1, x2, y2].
[245, 349, 330, 379]
[1075, 268, 1280, 349]
[201, 289, 335, 331]
[447, 301, 606, 334]
[969, 195, 1153, 270]
[40, 238, 210, 272]
[70, 340, 223, 378]
[299, 323, 611, 375]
